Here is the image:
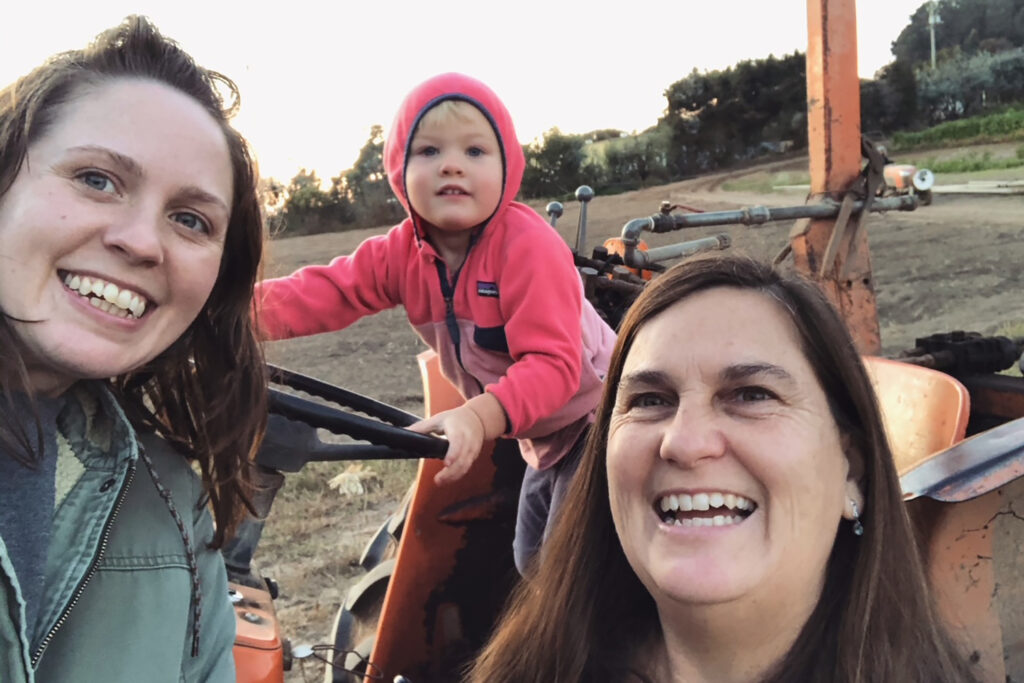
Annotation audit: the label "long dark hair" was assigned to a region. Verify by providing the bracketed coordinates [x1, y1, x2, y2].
[0, 16, 266, 544]
[468, 255, 977, 682]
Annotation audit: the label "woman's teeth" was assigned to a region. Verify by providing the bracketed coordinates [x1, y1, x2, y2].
[63, 273, 147, 319]
[656, 491, 756, 527]
[670, 515, 745, 528]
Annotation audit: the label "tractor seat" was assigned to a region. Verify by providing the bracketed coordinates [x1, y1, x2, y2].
[862, 356, 970, 476]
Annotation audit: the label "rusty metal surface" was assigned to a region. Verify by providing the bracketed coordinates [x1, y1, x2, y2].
[795, 0, 880, 354]
[910, 477, 1024, 682]
[365, 352, 523, 683]
[911, 493, 1002, 681]
[962, 374, 1024, 425]
[901, 417, 1024, 502]
[992, 477, 1024, 680]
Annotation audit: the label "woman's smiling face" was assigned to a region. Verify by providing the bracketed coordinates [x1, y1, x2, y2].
[0, 78, 232, 395]
[607, 286, 858, 614]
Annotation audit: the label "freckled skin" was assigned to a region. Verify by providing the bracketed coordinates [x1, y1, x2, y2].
[0, 79, 233, 396]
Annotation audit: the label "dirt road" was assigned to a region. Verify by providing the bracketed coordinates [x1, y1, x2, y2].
[257, 165, 1024, 680]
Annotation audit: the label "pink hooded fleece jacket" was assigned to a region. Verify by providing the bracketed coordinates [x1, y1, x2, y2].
[255, 73, 615, 469]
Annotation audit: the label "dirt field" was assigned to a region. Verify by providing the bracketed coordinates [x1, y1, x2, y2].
[254, 155, 1024, 681]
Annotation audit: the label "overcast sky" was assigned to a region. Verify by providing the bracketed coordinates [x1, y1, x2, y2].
[3, 0, 925, 182]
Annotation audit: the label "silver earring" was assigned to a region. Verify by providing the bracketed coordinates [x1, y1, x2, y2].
[850, 499, 864, 536]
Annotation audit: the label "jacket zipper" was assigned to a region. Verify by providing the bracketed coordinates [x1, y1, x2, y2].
[31, 461, 137, 668]
[434, 259, 487, 393]
[435, 258, 467, 370]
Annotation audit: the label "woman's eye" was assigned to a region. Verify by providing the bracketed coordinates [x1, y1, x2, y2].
[732, 386, 777, 403]
[171, 211, 210, 235]
[78, 171, 116, 194]
[630, 393, 669, 409]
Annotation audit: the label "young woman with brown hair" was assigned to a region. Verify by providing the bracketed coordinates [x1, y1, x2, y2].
[0, 16, 266, 682]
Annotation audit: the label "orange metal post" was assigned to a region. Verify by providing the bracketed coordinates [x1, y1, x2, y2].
[795, 0, 881, 354]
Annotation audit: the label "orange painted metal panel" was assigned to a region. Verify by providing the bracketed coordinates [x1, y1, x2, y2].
[364, 350, 499, 682]
[796, 0, 880, 353]
[910, 491, 1016, 682]
[231, 582, 285, 683]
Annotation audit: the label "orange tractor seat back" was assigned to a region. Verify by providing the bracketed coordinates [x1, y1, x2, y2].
[863, 355, 970, 475]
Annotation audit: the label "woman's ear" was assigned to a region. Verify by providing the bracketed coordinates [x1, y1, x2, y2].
[840, 432, 865, 520]
[842, 480, 865, 521]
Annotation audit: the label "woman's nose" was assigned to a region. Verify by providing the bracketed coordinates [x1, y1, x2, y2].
[658, 404, 727, 468]
[102, 210, 165, 266]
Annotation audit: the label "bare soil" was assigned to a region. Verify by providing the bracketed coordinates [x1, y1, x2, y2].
[255, 154, 1024, 682]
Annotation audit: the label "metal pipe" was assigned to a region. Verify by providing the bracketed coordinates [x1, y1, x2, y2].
[620, 195, 917, 246]
[594, 276, 644, 295]
[624, 234, 731, 269]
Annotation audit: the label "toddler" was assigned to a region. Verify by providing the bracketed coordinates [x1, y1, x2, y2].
[256, 73, 615, 572]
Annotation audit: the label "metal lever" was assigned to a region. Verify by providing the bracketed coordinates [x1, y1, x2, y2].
[574, 185, 594, 253]
[546, 201, 563, 227]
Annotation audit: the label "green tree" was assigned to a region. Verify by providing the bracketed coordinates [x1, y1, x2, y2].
[521, 128, 588, 198]
[602, 133, 670, 188]
[342, 125, 405, 226]
[660, 52, 806, 176]
[284, 169, 328, 211]
[892, 0, 1024, 67]
[862, 59, 918, 133]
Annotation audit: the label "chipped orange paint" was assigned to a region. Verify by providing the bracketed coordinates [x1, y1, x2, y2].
[793, 0, 880, 354]
[363, 350, 498, 682]
[910, 493, 1011, 682]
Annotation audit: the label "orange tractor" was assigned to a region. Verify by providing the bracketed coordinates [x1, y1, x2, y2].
[229, 1, 1024, 681]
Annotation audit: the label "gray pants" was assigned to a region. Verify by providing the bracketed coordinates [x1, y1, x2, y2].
[512, 429, 588, 575]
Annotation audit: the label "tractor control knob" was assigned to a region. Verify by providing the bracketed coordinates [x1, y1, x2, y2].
[575, 185, 594, 203]
[546, 201, 564, 219]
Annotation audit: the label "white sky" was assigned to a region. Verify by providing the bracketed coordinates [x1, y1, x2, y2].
[3, 0, 925, 184]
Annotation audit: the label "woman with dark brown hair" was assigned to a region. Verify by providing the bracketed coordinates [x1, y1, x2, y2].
[0, 16, 266, 682]
[468, 255, 978, 682]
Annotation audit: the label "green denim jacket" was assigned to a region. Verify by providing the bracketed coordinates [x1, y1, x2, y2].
[0, 383, 236, 682]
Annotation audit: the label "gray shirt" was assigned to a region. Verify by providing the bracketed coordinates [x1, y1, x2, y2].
[0, 393, 62, 638]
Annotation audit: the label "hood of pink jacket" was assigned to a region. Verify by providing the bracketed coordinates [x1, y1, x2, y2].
[383, 73, 525, 234]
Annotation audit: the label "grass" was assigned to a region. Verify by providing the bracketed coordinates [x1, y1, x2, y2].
[904, 147, 1024, 174]
[719, 142, 1024, 193]
[721, 170, 810, 193]
[892, 107, 1024, 151]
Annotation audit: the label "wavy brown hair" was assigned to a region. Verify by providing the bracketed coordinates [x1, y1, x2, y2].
[468, 255, 978, 682]
[0, 15, 267, 545]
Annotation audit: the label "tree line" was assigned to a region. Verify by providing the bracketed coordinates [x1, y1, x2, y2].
[268, 0, 1024, 237]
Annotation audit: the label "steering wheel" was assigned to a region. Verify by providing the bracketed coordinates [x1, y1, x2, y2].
[258, 364, 448, 472]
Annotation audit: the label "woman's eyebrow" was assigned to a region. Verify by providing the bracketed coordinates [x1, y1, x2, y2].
[68, 145, 144, 178]
[720, 363, 794, 384]
[618, 369, 672, 390]
[176, 186, 230, 215]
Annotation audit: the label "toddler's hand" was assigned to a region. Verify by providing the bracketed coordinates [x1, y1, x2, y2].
[408, 405, 485, 485]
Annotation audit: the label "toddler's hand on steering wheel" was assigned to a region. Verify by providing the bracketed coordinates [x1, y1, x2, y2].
[409, 405, 486, 485]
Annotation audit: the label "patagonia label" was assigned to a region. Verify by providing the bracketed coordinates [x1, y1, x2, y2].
[477, 281, 499, 298]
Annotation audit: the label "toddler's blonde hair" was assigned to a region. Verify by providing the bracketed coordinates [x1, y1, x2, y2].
[418, 99, 484, 130]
